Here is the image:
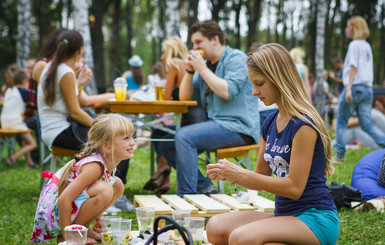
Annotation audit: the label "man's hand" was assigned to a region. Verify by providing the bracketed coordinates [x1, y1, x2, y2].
[187, 50, 206, 73]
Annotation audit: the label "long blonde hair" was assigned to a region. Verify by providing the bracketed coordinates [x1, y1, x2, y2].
[58, 114, 134, 195]
[247, 43, 334, 177]
[348, 16, 370, 40]
[162, 37, 188, 70]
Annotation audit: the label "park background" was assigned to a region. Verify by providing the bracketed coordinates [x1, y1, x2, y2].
[1, 0, 385, 244]
[1, 0, 385, 96]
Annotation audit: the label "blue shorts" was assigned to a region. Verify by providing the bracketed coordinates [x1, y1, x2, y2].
[292, 208, 339, 245]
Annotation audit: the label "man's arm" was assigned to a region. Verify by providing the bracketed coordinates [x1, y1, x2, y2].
[186, 50, 229, 99]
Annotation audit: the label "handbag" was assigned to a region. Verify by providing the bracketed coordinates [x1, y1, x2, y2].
[66, 109, 96, 144]
[145, 215, 193, 245]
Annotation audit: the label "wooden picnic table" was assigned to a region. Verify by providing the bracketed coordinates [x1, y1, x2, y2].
[93, 100, 197, 175]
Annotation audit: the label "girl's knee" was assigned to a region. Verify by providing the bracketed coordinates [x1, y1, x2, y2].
[206, 215, 228, 244]
[113, 178, 124, 196]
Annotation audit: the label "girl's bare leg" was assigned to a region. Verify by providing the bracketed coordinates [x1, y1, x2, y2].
[73, 179, 124, 241]
[207, 211, 274, 245]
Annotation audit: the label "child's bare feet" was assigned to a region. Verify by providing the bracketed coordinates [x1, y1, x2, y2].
[86, 237, 97, 244]
[88, 229, 101, 241]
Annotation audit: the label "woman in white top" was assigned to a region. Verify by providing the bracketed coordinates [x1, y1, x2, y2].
[38, 30, 94, 149]
[333, 16, 385, 162]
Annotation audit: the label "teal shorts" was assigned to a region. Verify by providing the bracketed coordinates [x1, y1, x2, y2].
[292, 208, 339, 245]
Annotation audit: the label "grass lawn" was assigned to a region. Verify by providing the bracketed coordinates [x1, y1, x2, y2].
[0, 146, 384, 244]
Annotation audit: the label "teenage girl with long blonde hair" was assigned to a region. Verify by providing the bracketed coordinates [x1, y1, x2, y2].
[30, 114, 135, 244]
[161, 37, 188, 100]
[206, 43, 338, 245]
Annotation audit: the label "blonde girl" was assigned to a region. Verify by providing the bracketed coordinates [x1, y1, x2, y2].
[30, 114, 135, 244]
[206, 43, 338, 245]
[160, 37, 188, 100]
[333, 16, 385, 161]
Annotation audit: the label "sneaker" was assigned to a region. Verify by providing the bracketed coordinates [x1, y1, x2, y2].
[113, 195, 134, 211]
[201, 185, 219, 196]
[103, 206, 122, 215]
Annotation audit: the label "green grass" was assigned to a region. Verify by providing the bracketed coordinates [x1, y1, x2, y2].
[0, 146, 384, 244]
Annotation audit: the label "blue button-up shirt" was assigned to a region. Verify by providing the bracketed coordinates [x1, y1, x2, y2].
[192, 46, 260, 143]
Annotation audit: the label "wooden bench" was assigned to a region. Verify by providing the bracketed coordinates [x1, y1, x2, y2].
[205, 144, 259, 193]
[0, 128, 32, 165]
[133, 193, 275, 219]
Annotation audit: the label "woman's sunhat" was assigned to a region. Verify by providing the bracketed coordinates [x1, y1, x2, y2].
[128, 55, 143, 67]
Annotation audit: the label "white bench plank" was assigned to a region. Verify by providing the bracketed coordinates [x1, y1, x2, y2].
[251, 196, 275, 213]
[210, 194, 255, 211]
[133, 195, 173, 215]
[184, 194, 231, 214]
[161, 194, 199, 214]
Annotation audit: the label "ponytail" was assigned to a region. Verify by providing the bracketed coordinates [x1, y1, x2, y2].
[42, 30, 84, 106]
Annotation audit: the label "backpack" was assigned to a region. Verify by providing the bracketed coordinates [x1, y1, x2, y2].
[327, 181, 366, 210]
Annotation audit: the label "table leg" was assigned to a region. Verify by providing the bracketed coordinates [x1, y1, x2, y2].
[150, 141, 155, 176]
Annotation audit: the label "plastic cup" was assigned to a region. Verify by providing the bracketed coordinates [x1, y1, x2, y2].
[64, 224, 88, 245]
[114, 77, 127, 101]
[155, 86, 165, 100]
[247, 189, 259, 202]
[172, 209, 191, 240]
[184, 217, 205, 244]
[135, 207, 155, 235]
[100, 216, 122, 233]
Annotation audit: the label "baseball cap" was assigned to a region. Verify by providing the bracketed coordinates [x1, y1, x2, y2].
[128, 55, 143, 67]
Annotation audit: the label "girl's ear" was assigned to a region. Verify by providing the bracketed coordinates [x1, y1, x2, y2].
[100, 141, 112, 154]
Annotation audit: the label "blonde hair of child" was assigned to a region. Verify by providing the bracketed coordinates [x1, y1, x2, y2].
[247, 43, 334, 177]
[162, 37, 188, 71]
[348, 16, 370, 40]
[58, 114, 134, 195]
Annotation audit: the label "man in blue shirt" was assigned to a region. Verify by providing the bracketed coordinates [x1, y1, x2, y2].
[177, 20, 260, 196]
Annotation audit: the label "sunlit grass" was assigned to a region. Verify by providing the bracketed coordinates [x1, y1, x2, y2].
[0, 146, 383, 244]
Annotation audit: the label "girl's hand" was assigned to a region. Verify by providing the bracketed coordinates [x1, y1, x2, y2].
[345, 89, 353, 103]
[77, 65, 93, 88]
[206, 159, 242, 183]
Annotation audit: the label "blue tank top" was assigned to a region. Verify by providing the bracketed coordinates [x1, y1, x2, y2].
[126, 75, 140, 90]
[262, 111, 336, 216]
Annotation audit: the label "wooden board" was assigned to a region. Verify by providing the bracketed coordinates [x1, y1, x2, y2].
[134, 195, 173, 215]
[161, 194, 199, 214]
[210, 194, 255, 211]
[251, 195, 275, 213]
[183, 194, 231, 214]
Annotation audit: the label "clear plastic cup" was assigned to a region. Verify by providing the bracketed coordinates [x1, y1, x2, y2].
[172, 209, 191, 240]
[100, 216, 122, 232]
[113, 77, 127, 101]
[184, 217, 205, 244]
[135, 207, 155, 235]
[64, 224, 88, 245]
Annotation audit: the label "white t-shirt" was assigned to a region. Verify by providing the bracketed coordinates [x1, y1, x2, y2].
[1, 87, 28, 130]
[343, 40, 373, 87]
[37, 62, 78, 147]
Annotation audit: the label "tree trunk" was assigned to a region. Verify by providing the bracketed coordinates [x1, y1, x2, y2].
[314, 0, 327, 117]
[246, 0, 262, 49]
[233, 0, 242, 49]
[165, 0, 180, 38]
[90, 0, 108, 89]
[210, 0, 226, 22]
[110, 0, 121, 84]
[72, 0, 97, 95]
[323, 0, 332, 67]
[16, 0, 31, 68]
[125, 0, 133, 62]
[377, 1, 385, 85]
[186, 0, 199, 49]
